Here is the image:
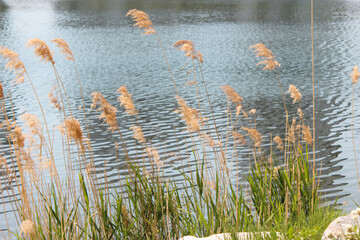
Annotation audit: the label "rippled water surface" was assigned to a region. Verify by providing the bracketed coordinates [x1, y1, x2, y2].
[1, 0, 360, 235]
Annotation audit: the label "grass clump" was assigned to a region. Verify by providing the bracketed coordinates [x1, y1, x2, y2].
[0, 8, 344, 240]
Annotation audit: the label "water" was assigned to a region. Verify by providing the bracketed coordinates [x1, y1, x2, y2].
[1, 0, 360, 236]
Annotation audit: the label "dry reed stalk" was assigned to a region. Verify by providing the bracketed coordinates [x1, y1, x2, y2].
[311, 0, 316, 213]
[126, 9, 179, 95]
[0, 47, 55, 161]
[351, 65, 360, 191]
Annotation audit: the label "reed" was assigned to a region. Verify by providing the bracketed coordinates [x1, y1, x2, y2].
[0, 8, 343, 240]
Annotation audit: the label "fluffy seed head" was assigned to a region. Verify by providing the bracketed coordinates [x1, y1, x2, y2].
[0, 47, 26, 84]
[221, 85, 243, 105]
[250, 43, 280, 71]
[200, 133, 219, 147]
[48, 87, 62, 110]
[173, 40, 203, 63]
[241, 127, 262, 148]
[126, 9, 156, 35]
[248, 109, 256, 115]
[146, 147, 163, 168]
[352, 65, 360, 84]
[130, 126, 145, 143]
[91, 92, 118, 132]
[232, 131, 246, 145]
[302, 125, 313, 145]
[19, 219, 34, 236]
[273, 136, 284, 150]
[288, 85, 302, 104]
[26, 38, 55, 64]
[20, 113, 42, 137]
[51, 38, 74, 61]
[175, 97, 204, 133]
[61, 117, 83, 144]
[13, 126, 25, 149]
[117, 86, 137, 115]
[0, 81, 3, 99]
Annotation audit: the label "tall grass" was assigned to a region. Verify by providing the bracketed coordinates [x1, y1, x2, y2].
[0, 9, 340, 240]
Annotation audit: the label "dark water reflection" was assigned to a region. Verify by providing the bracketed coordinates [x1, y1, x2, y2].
[1, 0, 360, 235]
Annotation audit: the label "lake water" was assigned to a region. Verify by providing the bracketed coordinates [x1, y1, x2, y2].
[1, 0, 360, 236]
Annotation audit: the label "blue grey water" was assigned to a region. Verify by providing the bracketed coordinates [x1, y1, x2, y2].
[1, 0, 360, 236]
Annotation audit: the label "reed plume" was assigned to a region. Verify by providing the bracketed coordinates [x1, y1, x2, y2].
[250, 43, 280, 71]
[51, 38, 74, 61]
[273, 136, 284, 151]
[287, 118, 297, 144]
[19, 219, 34, 236]
[173, 40, 203, 63]
[20, 113, 42, 139]
[126, 9, 156, 35]
[59, 117, 83, 145]
[145, 147, 163, 167]
[117, 86, 137, 115]
[0, 81, 3, 99]
[12, 126, 25, 149]
[241, 127, 262, 148]
[175, 97, 204, 133]
[130, 125, 145, 143]
[248, 109, 256, 115]
[232, 131, 246, 145]
[200, 133, 219, 147]
[302, 125, 313, 145]
[0, 47, 26, 84]
[48, 87, 62, 110]
[352, 65, 359, 84]
[288, 84, 302, 104]
[26, 38, 55, 64]
[220, 85, 243, 105]
[91, 92, 118, 132]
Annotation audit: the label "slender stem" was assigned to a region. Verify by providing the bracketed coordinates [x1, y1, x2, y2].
[351, 84, 360, 191]
[156, 35, 179, 96]
[311, 0, 316, 212]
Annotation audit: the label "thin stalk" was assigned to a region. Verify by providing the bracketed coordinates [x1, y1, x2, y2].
[156, 35, 178, 96]
[311, 0, 316, 213]
[351, 84, 360, 191]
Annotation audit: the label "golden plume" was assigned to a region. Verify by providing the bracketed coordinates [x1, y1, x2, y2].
[173, 40, 203, 63]
[51, 38, 74, 61]
[0, 47, 26, 84]
[26, 38, 54, 64]
[288, 84, 302, 104]
[91, 92, 118, 132]
[117, 86, 137, 115]
[352, 65, 359, 84]
[175, 97, 204, 133]
[220, 85, 243, 105]
[250, 43, 280, 71]
[126, 9, 156, 35]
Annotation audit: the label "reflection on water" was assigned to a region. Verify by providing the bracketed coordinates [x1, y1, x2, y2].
[1, 0, 360, 235]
